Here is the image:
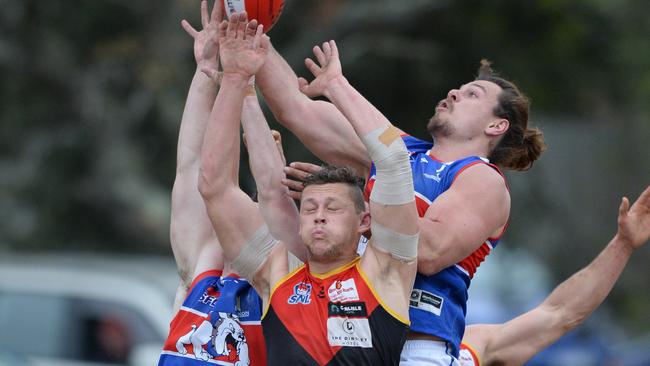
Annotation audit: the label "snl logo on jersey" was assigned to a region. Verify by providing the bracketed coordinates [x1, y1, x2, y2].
[288, 282, 312, 305]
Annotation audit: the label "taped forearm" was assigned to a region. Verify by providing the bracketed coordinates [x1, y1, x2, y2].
[371, 220, 419, 262]
[361, 126, 414, 205]
[232, 224, 278, 280]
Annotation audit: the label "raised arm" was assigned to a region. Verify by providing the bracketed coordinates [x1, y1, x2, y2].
[255, 43, 370, 176]
[198, 14, 267, 270]
[199, 14, 288, 302]
[464, 184, 650, 366]
[306, 40, 419, 317]
[170, 0, 223, 312]
[240, 89, 308, 261]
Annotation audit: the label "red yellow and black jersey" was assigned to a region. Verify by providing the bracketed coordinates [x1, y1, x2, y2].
[262, 256, 409, 365]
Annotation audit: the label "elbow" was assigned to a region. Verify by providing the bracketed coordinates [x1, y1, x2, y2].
[198, 164, 222, 202]
[415, 236, 446, 276]
[275, 99, 311, 129]
[545, 303, 589, 335]
[416, 252, 443, 276]
[417, 258, 440, 276]
[561, 311, 589, 333]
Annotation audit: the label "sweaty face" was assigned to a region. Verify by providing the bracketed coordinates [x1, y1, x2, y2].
[299, 183, 363, 263]
[427, 80, 503, 141]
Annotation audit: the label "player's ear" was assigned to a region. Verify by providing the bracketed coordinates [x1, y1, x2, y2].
[486, 118, 509, 136]
[358, 211, 371, 234]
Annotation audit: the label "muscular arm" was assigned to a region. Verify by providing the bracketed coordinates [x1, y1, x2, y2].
[241, 92, 308, 261]
[464, 185, 650, 366]
[199, 14, 287, 301]
[170, 0, 224, 312]
[417, 164, 510, 276]
[312, 41, 417, 234]
[199, 72, 262, 260]
[256, 44, 370, 176]
[171, 70, 222, 305]
[310, 40, 418, 317]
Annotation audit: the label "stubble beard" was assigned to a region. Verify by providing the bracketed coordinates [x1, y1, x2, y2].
[427, 114, 455, 139]
[307, 239, 344, 263]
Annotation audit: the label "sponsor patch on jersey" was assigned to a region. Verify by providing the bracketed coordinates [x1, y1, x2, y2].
[327, 317, 373, 348]
[328, 301, 368, 318]
[197, 286, 220, 307]
[327, 278, 360, 302]
[409, 288, 443, 316]
[288, 282, 312, 305]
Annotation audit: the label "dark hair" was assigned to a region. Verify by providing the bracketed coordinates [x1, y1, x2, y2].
[476, 59, 546, 171]
[303, 165, 366, 213]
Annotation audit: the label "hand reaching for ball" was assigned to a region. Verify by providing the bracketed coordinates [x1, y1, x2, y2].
[299, 40, 344, 100]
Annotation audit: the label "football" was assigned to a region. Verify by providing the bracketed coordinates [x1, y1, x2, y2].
[223, 0, 285, 32]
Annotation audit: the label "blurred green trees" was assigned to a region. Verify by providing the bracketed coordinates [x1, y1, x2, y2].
[1, 0, 648, 333]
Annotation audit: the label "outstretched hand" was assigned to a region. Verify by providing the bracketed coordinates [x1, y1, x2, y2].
[210, 12, 269, 80]
[181, 0, 222, 72]
[299, 40, 344, 99]
[282, 162, 323, 200]
[617, 185, 650, 250]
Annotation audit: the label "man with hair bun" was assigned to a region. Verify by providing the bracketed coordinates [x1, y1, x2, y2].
[257, 37, 545, 363]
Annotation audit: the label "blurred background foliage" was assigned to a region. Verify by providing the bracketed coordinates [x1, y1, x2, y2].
[1, 0, 649, 343]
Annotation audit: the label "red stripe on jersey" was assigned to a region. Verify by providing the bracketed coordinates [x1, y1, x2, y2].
[162, 311, 207, 353]
[415, 195, 430, 217]
[457, 242, 492, 279]
[187, 269, 223, 291]
[363, 178, 375, 202]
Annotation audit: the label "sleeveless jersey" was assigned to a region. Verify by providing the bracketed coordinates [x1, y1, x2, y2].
[364, 135, 507, 358]
[262, 256, 409, 365]
[158, 270, 266, 365]
[458, 343, 480, 366]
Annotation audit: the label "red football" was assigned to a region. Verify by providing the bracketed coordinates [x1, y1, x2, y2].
[222, 0, 285, 32]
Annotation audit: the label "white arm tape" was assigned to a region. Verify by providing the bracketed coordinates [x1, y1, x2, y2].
[233, 224, 278, 280]
[361, 126, 414, 205]
[370, 219, 419, 262]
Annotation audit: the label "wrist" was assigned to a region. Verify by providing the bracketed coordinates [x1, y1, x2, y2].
[324, 75, 349, 97]
[194, 69, 220, 91]
[221, 72, 253, 86]
[197, 59, 219, 73]
[612, 233, 636, 254]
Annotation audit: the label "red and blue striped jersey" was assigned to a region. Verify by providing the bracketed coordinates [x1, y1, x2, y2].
[158, 270, 266, 366]
[364, 135, 507, 358]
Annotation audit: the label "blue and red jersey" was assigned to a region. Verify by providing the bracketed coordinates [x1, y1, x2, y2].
[158, 270, 266, 365]
[364, 135, 507, 358]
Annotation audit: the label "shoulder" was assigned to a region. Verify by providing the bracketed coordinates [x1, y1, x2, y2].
[449, 157, 504, 181]
[450, 161, 509, 197]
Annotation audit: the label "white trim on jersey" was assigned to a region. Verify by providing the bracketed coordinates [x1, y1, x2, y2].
[159, 350, 235, 365]
[240, 320, 261, 325]
[454, 264, 470, 277]
[414, 191, 432, 205]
